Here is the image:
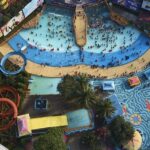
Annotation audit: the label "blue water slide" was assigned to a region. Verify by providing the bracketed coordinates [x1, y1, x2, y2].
[0, 52, 27, 75]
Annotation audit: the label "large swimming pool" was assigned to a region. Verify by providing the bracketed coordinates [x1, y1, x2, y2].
[8, 5, 150, 67]
[20, 6, 140, 53]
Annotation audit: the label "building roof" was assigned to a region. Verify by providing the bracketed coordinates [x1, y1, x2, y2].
[17, 114, 32, 137]
[102, 81, 115, 90]
[128, 76, 141, 86]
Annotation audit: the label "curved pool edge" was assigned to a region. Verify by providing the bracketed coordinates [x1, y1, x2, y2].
[8, 33, 150, 68]
[1, 42, 150, 79]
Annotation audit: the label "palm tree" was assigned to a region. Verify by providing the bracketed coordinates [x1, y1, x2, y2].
[73, 81, 99, 108]
[57, 74, 100, 108]
[96, 99, 115, 119]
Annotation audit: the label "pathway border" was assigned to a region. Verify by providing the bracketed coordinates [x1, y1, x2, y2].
[0, 42, 150, 79]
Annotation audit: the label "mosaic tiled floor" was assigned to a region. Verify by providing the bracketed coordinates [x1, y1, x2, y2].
[113, 71, 150, 150]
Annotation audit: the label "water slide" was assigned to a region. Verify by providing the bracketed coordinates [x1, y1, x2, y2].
[30, 115, 68, 130]
[17, 114, 68, 137]
[0, 51, 26, 75]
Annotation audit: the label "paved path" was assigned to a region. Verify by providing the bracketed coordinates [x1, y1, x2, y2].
[1, 42, 150, 79]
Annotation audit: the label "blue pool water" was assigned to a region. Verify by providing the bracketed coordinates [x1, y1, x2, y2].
[19, 7, 140, 53]
[29, 75, 61, 95]
[8, 5, 150, 67]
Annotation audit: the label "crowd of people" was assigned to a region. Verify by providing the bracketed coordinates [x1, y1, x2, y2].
[17, 6, 150, 69]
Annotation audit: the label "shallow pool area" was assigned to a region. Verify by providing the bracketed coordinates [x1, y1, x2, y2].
[8, 5, 150, 68]
[28, 75, 61, 95]
[19, 5, 141, 54]
[20, 7, 78, 52]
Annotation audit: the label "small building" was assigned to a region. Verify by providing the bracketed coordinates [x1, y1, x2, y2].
[17, 114, 32, 137]
[128, 76, 141, 87]
[65, 109, 94, 135]
[102, 81, 115, 91]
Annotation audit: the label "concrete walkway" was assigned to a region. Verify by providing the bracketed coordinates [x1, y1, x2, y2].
[1, 42, 150, 79]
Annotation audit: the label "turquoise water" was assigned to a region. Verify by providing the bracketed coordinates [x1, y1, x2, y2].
[20, 6, 78, 52]
[28, 75, 61, 95]
[20, 5, 140, 54]
[10, 5, 150, 68]
[65, 109, 94, 135]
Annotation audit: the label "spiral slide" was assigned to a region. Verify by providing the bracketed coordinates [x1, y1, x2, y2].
[0, 51, 27, 75]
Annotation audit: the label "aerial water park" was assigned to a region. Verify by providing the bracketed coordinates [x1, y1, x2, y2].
[0, 0, 150, 149]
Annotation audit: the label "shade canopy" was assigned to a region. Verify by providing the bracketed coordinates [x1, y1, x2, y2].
[128, 76, 141, 87]
[123, 131, 142, 150]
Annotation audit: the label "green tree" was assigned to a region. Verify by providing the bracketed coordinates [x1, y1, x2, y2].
[57, 75, 99, 108]
[108, 116, 134, 146]
[96, 99, 115, 119]
[34, 127, 66, 150]
[80, 131, 105, 150]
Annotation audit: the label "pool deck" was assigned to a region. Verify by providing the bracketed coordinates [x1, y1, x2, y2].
[73, 5, 87, 47]
[1, 42, 150, 78]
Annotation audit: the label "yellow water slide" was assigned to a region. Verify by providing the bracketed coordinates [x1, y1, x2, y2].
[73, 5, 87, 47]
[30, 115, 68, 130]
[17, 114, 68, 137]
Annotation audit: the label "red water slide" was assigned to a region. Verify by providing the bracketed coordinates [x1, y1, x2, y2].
[0, 86, 20, 131]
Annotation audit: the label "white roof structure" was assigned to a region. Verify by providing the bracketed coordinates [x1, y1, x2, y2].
[102, 81, 115, 91]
